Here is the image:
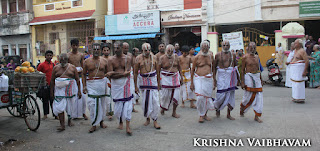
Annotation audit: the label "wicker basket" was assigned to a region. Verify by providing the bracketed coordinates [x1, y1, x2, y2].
[14, 72, 46, 88]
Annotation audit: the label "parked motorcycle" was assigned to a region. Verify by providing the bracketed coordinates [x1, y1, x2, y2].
[266, 56, 283, 86]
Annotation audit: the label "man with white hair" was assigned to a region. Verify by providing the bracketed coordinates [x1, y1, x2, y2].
[158, 44, 183, 118]
[240, 42, 263, 123]
[134, 43, 161, 129]
[290, 39, 309, 103]
[213, 40, 238, 120]
[190, 41, 215, 123]
[51, 53, 82, 131]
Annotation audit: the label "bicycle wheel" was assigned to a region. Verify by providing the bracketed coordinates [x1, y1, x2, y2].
[7, 105, 22, 117]
[23, 95, 40, 131]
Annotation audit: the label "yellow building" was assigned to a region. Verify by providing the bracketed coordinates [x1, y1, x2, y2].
[30, 0, 108, 63]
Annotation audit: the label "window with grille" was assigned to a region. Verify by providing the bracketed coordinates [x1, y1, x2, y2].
[9, 0, 17, 13]
[72, 0, 82, 7]
[49, 33, 59, 44]
[1, 1, 7, 14]
[18, 0, 26, 12]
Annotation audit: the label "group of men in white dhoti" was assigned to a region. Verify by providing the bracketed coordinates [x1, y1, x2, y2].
[50, 39, 268, 135]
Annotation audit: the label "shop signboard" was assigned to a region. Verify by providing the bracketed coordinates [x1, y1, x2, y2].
[105, 11, 160, 35]
[222, 31, 244, 51]
[299, 1, 320, 17]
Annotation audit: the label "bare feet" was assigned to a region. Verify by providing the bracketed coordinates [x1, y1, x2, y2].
[117, 123, 124, 130]
[132, 108, 138, 113]
[190, 105, 196, 109]
[136, 99, 140, 105]
[153, 121, 161, 129]
[190, 101, 197, 109]
[160, 109, 165, 115]
[172, 113, 180, 118]
[216, 111, 220, 117]
[89, 126, 96, 133]
[240, 108, 244, 117]
[57, 126, 65, 132]
[204, 115, 211, 121]
[199, 116, 204, 123]
[126, 127, 132, 136]
[42, 115, 48, 120]
[100, 121, 107, 129]
[317, 86, 320, 89]
[227, 115, 235, 120]
[254, 116, 263, 123]
[108, 115, 113, 121]
[144, 118, 150, 126]
[181, 102, 185, 108]
[68, 120, 74, 127]
[83, 114, 88, 120]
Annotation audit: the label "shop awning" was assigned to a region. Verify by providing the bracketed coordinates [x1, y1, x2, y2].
[94, 34, 157, 41]
[29, 10, 95, 25]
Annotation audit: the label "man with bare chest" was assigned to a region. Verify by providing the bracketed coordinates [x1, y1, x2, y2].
[155, 43, 166, 62]
[213, 40, 238, 120]
[102, 44, 113, 120]
[123, 42, 139, 113]
[68, 39, 88, 120]
[107, 41, 134, 135]
[190, 41, 215, 123]
[240, 42, 263, 123]
[188, 47, 195, 61]
[179, 45, 196, 108]
[157, 44, 182, 118]
[83, 43, 109, 133]
[51, 53, 81, 131]
[134, 43, 161, 129]
[290, 39, 309, 103]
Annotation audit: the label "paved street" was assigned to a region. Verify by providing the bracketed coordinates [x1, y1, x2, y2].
[0, 72, 320, 151]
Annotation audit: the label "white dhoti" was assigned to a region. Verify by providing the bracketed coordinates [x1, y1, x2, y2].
[139, 71, 160, 120]
[194, 74, 215, 116]
[105, 78, 113, 115]
[72, 77, 87, 118]
[53, 78, 77, 117]
[160, 71, 181, 110]
[181, 69, 195, 102]
[112, 76, 133, 122]
[290, 62, 306, 100]
[241, 73, 263, 117]
[215, 67, 238, 111]
[87, 78, 108, 126]
[285, 65, 292, 87]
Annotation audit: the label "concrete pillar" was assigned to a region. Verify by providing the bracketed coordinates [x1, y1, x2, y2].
[27, 43, 30, 61]
[207, 32, 218, 55]
[0, 0, 2, 14]
[162, 28, 170, 45]
[107, 0, 113, 15]
[31, 26, 37, 64]
[0, 45, 3, 57]
[16, 0, 18, 12]
[8, 44, 12, 55]
[201, 24, 208, 41]
[16, 44, 19, 56]
[7, 0, 9, 13]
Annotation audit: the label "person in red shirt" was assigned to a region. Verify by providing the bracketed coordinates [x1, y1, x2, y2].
[37, 50, 56, 120]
